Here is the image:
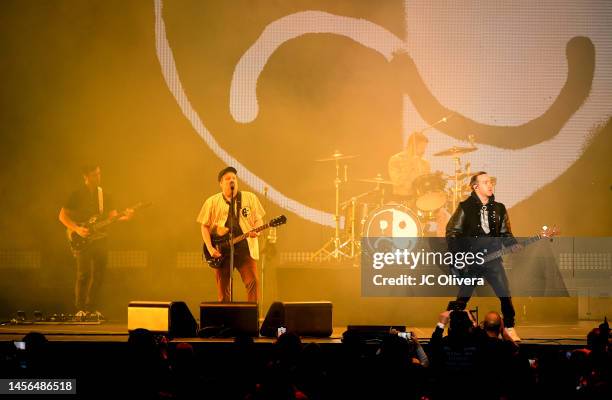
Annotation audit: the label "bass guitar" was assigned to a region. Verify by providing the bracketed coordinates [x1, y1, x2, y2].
[481, 225, 559, 264]
[455, 225, 560, 272]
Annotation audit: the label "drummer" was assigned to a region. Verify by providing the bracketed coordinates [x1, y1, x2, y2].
[388, 131, 430, 200]
[388, 131, 450, 237]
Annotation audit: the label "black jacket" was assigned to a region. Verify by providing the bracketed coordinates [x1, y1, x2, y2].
[446, 192, 517, 250]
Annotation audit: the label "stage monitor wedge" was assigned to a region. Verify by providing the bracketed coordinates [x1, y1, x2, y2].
[260, 301, 333, 338]
[343, 325, 407, 342]
[199, 302, 259, 337]
[128, 301, 197, 338]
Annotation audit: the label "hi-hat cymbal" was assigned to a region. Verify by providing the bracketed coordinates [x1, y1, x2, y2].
[433, 146, 478, 157]
[315, 151, 359, 162]
[357, 175, 394, 185]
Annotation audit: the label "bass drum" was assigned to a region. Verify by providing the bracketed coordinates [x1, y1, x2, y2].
[361, 204, 422, 253]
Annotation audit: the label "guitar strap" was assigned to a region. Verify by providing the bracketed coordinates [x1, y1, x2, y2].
[97, 186, 104, 214]
[226, 191, 242, 223]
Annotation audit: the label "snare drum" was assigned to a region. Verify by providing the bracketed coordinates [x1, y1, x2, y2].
[413, 173, 448, 212]
[361, 204, 422, 253]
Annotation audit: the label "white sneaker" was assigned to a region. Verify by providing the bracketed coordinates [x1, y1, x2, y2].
[504, 327, 521, 342]
[75, 310, 88, 322]
[91, 311, 105, 322]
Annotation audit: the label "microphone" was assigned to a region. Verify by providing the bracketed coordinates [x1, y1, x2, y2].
[230, 181, 235, 193]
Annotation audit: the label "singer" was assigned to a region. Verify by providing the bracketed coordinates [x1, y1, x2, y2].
[197, 166, 266, 302]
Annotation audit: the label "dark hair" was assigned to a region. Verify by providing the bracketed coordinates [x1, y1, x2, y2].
[406, 131, 429, 156]
[449, 310, 472, 336]
[217, 166, 237, 182]
[81, 164, 99, 175]
[469, 171, 487, 190]
[587, 328, 601, 349]
[22, 331, 48, 349]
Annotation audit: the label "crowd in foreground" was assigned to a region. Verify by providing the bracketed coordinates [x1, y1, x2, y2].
[2, 310, 610, 400]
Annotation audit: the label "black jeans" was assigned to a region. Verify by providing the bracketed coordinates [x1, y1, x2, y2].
[73, 243, 107, 311]
[454, 259, 516, 327]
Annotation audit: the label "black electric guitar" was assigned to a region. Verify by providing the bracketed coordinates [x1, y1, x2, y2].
[203, 215, 287, 268]
[66, 201, 152, 251]
[452, 225, 559, 274]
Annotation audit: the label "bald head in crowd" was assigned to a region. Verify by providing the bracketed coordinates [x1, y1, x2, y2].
[483, 311, 503, 337]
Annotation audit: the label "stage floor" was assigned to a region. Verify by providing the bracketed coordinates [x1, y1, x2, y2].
[0, 320, 594, 345]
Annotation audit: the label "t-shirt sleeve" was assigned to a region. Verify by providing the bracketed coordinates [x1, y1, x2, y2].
[196, 197, 213, 225]
[65, 190, 80, 211]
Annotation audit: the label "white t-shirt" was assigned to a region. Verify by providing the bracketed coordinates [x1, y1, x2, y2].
[196, 191, 265, 260]
[388, 151, 431, 196]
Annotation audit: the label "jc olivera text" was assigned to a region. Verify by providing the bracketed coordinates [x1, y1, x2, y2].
[372, 274, 485, 287]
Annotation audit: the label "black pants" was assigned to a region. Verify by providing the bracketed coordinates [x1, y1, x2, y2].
[73, 243, 107, 311]
[455, 259, 516, 328]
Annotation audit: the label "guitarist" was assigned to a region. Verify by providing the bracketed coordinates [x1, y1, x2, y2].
[58, 165, 133, 320]
[446, 171, 522, 341]
[197, 166, 265, 303]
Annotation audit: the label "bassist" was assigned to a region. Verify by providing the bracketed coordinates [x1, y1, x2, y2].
[446, 171, 522, 341]
[197, 166, 265, 303]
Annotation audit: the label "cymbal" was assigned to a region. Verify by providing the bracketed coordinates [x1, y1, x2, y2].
[433, 146, 477, 157]
[315, 151, 359, 162]
[357, 175, 394, 185]
[442, 173, 469, 181]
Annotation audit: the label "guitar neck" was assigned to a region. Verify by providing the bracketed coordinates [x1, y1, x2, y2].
[231, 222, 271, 245]
[484, 235, 541, 262]
[88, 203, 145, 230]
[92, 217, 117, 230]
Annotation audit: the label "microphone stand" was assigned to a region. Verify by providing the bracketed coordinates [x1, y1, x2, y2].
[259, 186, 277, 317]
[260, 187, 268, 317]
[228, 184, 235, 302]
[416, 112, 454, 134]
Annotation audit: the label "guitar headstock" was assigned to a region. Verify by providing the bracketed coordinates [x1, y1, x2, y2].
[269, 215, 287, 227]
[541, 225, 560, 238]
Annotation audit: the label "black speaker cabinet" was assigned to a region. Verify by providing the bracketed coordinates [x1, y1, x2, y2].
[127, 301, 197, 338]
[260, 301, 333, 337]
[199, 302, 259, 337]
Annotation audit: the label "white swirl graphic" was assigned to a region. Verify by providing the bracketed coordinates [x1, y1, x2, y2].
[155, 0, 611, 223]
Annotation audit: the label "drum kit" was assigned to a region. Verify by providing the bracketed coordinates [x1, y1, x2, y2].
[311, 143, 484, 261]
